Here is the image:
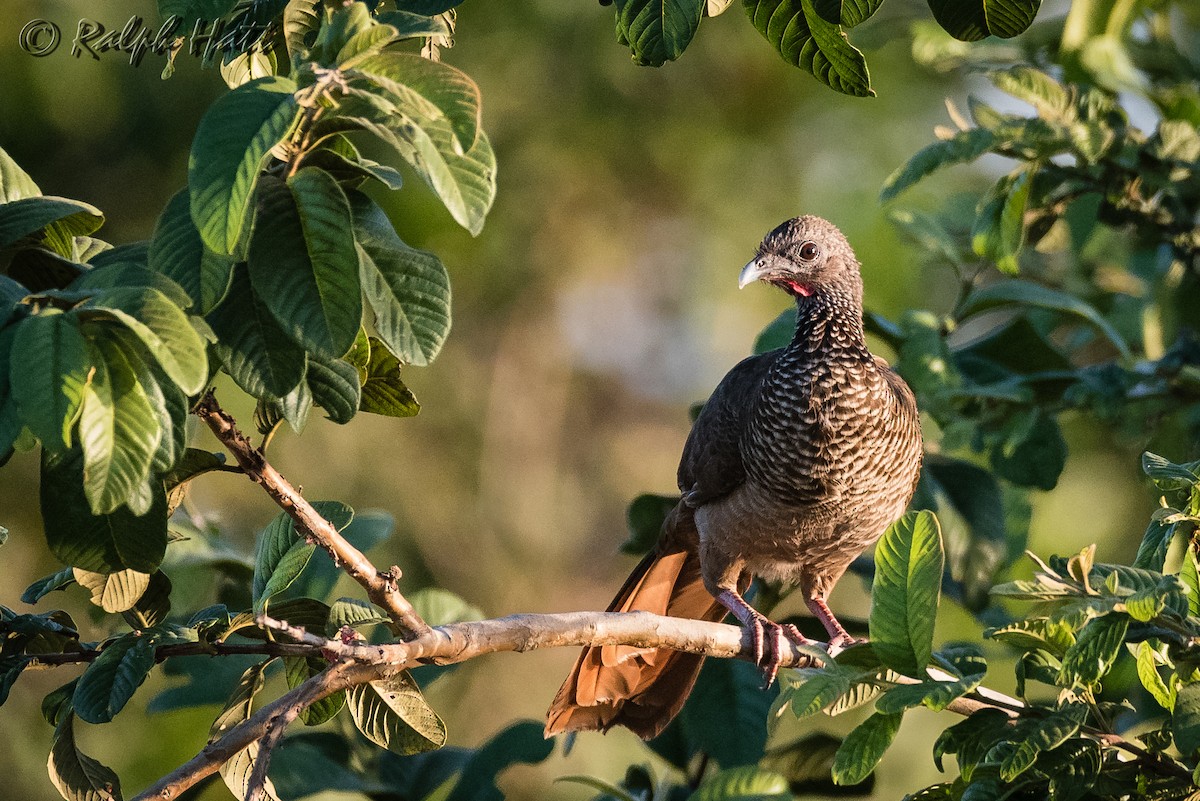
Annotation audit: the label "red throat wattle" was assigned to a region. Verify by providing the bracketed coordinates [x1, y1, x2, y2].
[783, 279, 814, 297]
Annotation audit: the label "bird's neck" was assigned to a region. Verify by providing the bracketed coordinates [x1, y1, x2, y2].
[788, 284, 867, 359]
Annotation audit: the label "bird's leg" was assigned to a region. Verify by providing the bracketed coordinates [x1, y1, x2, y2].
[715, 589, 811, 687]
[805, 595, 859, 649]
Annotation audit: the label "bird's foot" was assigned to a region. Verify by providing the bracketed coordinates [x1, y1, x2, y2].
[806, 595, 860, 653]
[716, 589, 812, 688]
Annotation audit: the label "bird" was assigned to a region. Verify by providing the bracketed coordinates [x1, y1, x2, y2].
[544, 215, 924, 740]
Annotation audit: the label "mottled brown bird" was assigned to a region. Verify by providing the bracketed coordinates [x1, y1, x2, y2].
[545, 215, 923, 739]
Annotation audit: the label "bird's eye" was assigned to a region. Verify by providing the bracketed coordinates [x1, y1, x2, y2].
[798, 241, 820, 261]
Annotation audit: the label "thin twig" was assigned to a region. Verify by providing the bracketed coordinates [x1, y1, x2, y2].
[192, 390, 431, 639]
[25, 640, 321, 667]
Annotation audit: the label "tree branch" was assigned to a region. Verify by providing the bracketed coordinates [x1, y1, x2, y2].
[192, 390, 431, 639]
[132, 608, 1191, 798]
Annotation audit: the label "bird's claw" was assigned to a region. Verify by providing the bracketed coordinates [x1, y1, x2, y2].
[743, 613, 811, 687]
[715, 589, 812, 687]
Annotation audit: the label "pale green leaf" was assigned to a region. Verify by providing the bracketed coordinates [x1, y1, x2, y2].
[48, 713, 123, 801]
[72, 568, 150, 614]
[85, 286, 209, 395]
[347, 672, 446, 754]
[869, 511, 944, 676]
[691, 766, 791, 801]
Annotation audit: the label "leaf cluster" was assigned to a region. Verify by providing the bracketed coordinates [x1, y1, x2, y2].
[604, 0, 1042, 96]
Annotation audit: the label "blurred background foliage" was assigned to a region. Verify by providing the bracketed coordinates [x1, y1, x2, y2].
[1, 0, 1195, 798]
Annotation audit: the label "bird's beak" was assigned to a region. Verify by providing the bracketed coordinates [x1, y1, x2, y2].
[738, 255, 776, 289]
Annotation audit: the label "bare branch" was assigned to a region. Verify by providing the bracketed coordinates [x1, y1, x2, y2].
[133, 608, 1189, 799]
[192, 390, 431, 639]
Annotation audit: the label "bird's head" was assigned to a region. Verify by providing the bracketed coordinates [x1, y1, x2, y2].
[738, 215, 861, 300]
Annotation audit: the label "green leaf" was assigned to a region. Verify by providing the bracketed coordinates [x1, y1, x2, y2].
[680, 658, 773, 767]
[926, 0, 1041, 41]
[284, 656, 345, 725]
[779, 667, 852, 718]
[21, 566, 78, 604]
[869, 511, 944, 676]
[41, 448, 168, 574]
[753, 308, 796, 354]
[207, 263, 308, 399]
[0, 196, 104, 254]
[9, 313, 89, 452]
[988, 411, 1067, 491]
[922, 456, 1006, 610]
[0, 145, 41, 202]
[989, 66, 1072, 121]
[350, 192, 451, 366]
[831, 711, 903, 785]
[610, 0, 704, 67]
[1136, 641, 1174, 711]
[72, 568, 150, 614]
[347, 52, 481, 151]
[247, 170, 362, 360]
[78, 335, 161, 515]
[48, 713, 123, 801]
[971, 169, 1032, 274]
[1173, 681, 1200, 756]
[253, 501, 353, 611]
[399, 120, 496, 236]
[149, 188, 235, 313]
[188, 76, 298, 255]
[1057, 614, 1128, 688]
[68, 264, 189, 317]
[0, 657, 29, 707]
[874, 668, 984, 714]
[998, 703, 1087, 781]
[124, 570, 172, 629]
[622, 493, 679, 554]
[306, 354, 361, 424]
[329, 598, 390, 630]
[743, 0, 873, 96]
[86, 286, 209, 395]
[958, 280, 1130, 359]
[347, 671, 447, 754]
[283, 0, 321, 58]
[1182, 548, 1200, 616]
[880, 128, 996, 202]
[691, 766, 791, 801]
[360, 337, 420, 417]
[211, 659, 280, 801]
[1142, 452, 1200, 491]
[1134, 520, 1177, 572]
[375, 11, 452, 39]
[73, 633, 157, 723]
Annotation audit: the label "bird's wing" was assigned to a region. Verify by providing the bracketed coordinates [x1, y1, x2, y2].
[677, 349, 781, 506]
